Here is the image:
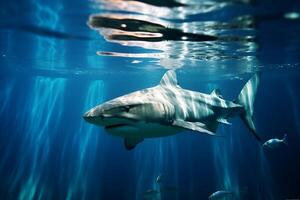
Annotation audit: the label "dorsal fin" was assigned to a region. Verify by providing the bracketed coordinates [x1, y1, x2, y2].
[160, 70, 178, 87]
[211, 89, 223, 98]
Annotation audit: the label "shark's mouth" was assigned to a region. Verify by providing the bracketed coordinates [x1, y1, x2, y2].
[105, 123, 129, 130]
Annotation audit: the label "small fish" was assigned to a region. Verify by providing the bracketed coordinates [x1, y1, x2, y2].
[156, 174, 164, 183]
[208, 190, 233, 200]
[263, 134, 288, 150]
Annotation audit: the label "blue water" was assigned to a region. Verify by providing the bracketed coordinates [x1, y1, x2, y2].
[1, 0, 300, 199]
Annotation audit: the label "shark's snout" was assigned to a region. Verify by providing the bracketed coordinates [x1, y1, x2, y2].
[83, 114, 93, 123]
[82, 108, 103, 123]
[83, 106, 122, 126]
[82, 114, 102, 123]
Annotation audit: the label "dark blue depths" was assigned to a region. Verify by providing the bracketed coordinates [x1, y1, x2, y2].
[1, 0, 300, 199]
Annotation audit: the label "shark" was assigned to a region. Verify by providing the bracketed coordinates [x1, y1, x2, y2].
[83, 70, 261, 150]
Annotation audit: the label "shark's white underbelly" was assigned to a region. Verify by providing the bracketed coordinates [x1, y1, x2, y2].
[106, 122, 183, 138]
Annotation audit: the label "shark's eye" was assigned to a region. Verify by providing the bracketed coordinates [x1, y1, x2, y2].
[125, 106, 130, 112]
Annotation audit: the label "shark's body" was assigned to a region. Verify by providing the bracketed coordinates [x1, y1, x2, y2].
[83, 70, 261, 150]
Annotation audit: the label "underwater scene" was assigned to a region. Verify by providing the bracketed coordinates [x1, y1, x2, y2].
[1, 0, 300, 199]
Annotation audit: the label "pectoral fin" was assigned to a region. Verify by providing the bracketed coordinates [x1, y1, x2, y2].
[172, 119, 217, 136]
[217, 118, 231, 125]
[124, 137, 144, 150]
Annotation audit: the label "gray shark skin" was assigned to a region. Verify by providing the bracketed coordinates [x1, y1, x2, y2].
[83, 70, 261, 150]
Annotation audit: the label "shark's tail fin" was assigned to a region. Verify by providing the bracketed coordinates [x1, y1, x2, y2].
[282, 134, 288, 145]
[235, 72, 261, 141]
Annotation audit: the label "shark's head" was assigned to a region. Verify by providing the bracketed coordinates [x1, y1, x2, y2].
[83, 98, 139, 128]
[83, 70, 179, 138]
[83, 90, 175, 136]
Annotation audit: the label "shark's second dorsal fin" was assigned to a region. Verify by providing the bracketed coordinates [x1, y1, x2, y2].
[211, 89, 223, 98]
[160, 70, 178, 87]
